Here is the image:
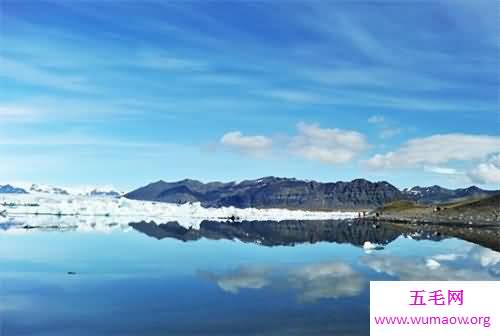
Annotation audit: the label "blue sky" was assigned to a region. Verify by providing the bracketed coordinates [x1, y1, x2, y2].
[0, 0, 499, 191]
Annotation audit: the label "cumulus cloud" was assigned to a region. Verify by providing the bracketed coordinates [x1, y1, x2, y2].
[467, 153, 500, 185]
[220, 122, 368, 165]
[368, 115, 384, 124]
[365, 134, 500, 169]
[290, 122, 369, 164]
[220, 131, 273, 157]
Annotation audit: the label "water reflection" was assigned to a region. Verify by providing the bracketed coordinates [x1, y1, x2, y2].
[289, 261, 365, 302]
[199, 266, 271, 294]
[1, 217, 499, 335]
[129, 219, 411, 247]
[199, 261, 366, 303]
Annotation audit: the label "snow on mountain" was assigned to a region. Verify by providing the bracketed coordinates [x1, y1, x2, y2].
[30, 184, 70, 195]
[86, 189, 122, 197]
[0, 193, 357, 230]
[7, 182, 122, 197]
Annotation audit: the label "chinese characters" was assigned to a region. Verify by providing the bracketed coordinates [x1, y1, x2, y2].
[410, 289, 464, 306]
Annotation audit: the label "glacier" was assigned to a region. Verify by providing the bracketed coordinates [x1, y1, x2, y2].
[0, 193, 358, 232]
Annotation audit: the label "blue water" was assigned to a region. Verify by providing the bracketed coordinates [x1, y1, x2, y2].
[1, 220, 498, 336]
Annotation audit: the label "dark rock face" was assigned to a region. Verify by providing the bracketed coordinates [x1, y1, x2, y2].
[402, 185, 499, 204]
[125, 177, 403, 210]
[0, 184, 28, 194]
[129, 219, 403, 247]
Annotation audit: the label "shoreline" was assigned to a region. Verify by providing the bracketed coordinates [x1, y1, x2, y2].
[371, 219, 500, 252]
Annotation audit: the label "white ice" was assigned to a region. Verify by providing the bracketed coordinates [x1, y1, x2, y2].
[0, 193, 357, 232]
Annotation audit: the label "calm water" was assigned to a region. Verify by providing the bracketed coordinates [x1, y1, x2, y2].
[1, 219, 499, 336]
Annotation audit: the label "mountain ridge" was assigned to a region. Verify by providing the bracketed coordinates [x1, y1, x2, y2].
[125, 177, 499, 210]
[0, 183, 121, 197]
[0, 184, 28, 194]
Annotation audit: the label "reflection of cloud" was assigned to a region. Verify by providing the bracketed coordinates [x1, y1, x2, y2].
[199, 267, 270, 294]
[200, 261, 365, 302]
[362, 253, 496, 281]
[425, 259, 441, 270]
[469, 246, 500, 267]
[0, 296, 33, 313]
[288, 261, 365, 303]
[432, 254, 461, 261]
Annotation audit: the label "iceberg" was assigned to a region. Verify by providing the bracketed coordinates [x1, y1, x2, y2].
[0, 193, 357, 230]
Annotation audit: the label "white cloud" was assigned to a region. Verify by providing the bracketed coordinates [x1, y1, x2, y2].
[220, 123, 368, 164]
[290, 122, 368, 164]
[220, 131, 273, 157]
[423, 166, 461, 175]
[137, 50, 207, 72]
[368, 115, 384, 124]
[0, 105, 40, 122]
[0, 56, 89, 91]
[264, 89, 321, 103]
[467, 153, 500, 184]
[366, 115, 401, 139]
[366, 134, 500, 169]
[379, 127, 401, 139]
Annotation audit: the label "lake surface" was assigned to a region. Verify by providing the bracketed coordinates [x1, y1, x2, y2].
[1, 218, 499, 336]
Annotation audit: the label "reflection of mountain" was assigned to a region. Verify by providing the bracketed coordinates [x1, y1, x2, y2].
[129, 220, 404, 247]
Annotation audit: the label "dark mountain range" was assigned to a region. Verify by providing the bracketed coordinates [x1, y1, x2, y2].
[125, 177, 499, 210]
[402, 185, 499, 204]
[125, 177, 402, 210]
[0, 184, 28, 194]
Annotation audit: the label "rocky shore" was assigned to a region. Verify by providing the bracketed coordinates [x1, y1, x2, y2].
[365, 195, 500, 251]
[367, 195, 500, 226]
